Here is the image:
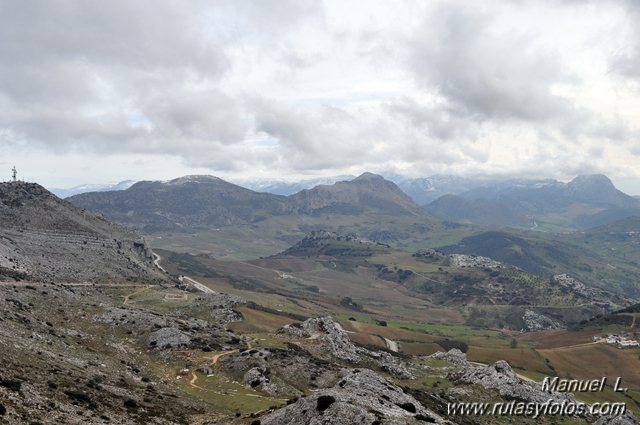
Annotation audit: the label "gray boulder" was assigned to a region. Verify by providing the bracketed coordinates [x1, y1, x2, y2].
[376, 351, 414, 380]
[148, 327, 191, 349]
[280, 316, 414, 378]
[451, 360, 573, 404]
[522, 310, 562, 332]
[260, 368, 449, 425]
[243, 367, 281, 396]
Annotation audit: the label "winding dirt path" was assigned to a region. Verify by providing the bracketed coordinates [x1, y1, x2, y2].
[188, 349, 239, 388]
[153, 252, 167, 273]
[151, 250, 216, 293]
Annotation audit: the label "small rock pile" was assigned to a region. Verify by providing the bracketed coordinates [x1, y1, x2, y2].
[430, 348, 467, 364]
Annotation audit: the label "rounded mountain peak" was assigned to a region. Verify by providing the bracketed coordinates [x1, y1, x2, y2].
[568, 174, 614, 189]
[165, 175, 224, 185]
[353, 172, 385, 182]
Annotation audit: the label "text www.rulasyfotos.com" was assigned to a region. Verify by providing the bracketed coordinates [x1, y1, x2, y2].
[449, 377, 629, 418]
[447, 400, 626, 418]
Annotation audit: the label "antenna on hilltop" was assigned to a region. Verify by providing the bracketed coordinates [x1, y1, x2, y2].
[12, 166, 17, 182]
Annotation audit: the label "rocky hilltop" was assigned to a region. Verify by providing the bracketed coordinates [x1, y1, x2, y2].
[281, 230, 391, 257]
[280, 316, 414, 379]
[288, 172, 422, 216]
[0, 181, 166, 283]
[67, 175, 291, 232]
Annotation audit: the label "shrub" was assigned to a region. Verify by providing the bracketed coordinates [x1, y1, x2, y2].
[123, 398, 138, 408]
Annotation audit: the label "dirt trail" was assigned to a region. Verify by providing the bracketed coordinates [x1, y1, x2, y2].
[209, 349, 239, 365]
[188, 371, 208, 391]
[188, 349, 239, 388]
[152, 252, 167, 273]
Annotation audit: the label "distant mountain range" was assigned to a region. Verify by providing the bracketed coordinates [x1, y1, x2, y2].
[238, 175, 356, 196]
[394, 175, 499, 205]
[423, 174, 640, 230]
[68, 173, 425, 234]
[49, 180, 136, 198]
[66, 172, 640, 236]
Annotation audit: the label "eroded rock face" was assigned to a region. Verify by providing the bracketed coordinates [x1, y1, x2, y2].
[260, 368, 449, 425]
[450, 360, 573, 405]
[375, 351, 414, 380]
[303, 317, 361, 362]
[148, 327, 191, 349]
[280, 317, 360, 362]
[0, 181, 168, 283]
[449, 254, 505, 269]
[242, 367, 281, 396]
[280, 317, 414, 378]
[222, 347, 336, 398]
[522, 310, 562, 332]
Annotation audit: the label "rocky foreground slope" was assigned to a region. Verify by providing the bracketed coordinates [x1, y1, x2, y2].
[0, 182, 167, 283]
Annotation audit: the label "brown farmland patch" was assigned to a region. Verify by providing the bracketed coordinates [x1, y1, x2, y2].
[517, 329, 601, 349]
[400, 342, 442, 356]
[348, 332, 386, 348]
[228, 306, 299, 333]
[538, 344, 640, 389]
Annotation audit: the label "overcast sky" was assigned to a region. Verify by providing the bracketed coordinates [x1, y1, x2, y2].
[1, 0, 640, 193]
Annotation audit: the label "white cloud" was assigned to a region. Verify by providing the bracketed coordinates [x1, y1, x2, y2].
[0, 0, 639, 192]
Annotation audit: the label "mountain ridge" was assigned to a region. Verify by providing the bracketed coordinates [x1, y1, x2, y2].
[0, 181, 167, 283]
[425, 174, 640, 229]
[68, 173, 427, 232]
